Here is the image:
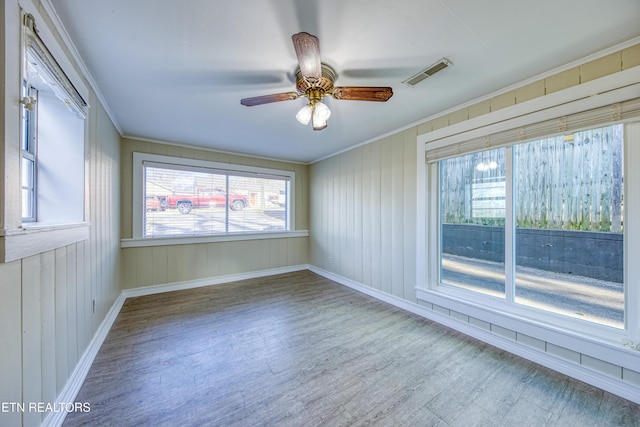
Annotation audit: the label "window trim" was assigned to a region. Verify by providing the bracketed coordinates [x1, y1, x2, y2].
[1, 5, 90, 263]
[1, 222, 90, 263]
[130, 152, 298, 242]
[424, 128, 634, 343]
[416, 72, 640, 355]
[19, 11, 87, 226]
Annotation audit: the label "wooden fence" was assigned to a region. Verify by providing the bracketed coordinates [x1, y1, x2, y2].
[440, 124, 624, 232]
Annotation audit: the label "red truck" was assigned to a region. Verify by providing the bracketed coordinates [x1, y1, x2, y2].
[165, 188, 248, 214]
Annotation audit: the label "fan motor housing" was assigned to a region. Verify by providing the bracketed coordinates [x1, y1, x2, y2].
[295, 63, 336, 94]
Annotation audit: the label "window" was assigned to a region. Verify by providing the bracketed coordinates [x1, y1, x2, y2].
[133, 153, 295, 239]
[21, 82, 37, 221]
[438, 124, 624, 329]
[419, 86, 640, 352]
[513, 126, 624, 328]
[440, 148, 506, 298]
[19, 13, 87, 224]
[1, 10, 90, 262]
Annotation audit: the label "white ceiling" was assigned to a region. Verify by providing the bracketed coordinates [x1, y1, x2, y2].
[49, 0, 640, 163]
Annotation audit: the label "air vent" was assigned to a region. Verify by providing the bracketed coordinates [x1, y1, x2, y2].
[403, 58, 451, 86]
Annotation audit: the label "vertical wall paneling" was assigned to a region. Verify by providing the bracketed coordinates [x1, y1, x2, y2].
[342, 151, 351, 278]
[269, 237, 284, 269]
[206, 243, 221, 279]
[0, 261, 22, 427]
[353, 146, 364, 284]
[310, 131, 418, 301]
[403, 129, 418, 302]
[323, 158, 331, 271]
[194, 243, 209, 279]
[391, 133, 405, 298]
[361, 143, 372, 286]
[380, 137, 393, 294]
[75, 242, 87, 354]
[182, 244, 199, 279]
[150, 246, 168, 286]
[40, 251, 57, 409]
[331, 157, 340, 274]
[54, 247, 69, 394]
[370, 140, 382, 291]
[163, 245, 179, 284]
[66, 244, 78, 374]
[328, 157, 336, 272]
[22, 255, 43, 427]
[136, 246, 154, 287]
[311, 159, 325, 269]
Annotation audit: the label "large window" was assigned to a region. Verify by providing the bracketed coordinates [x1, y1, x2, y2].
[133, 153, 294, 239]
[436, 123, 627, 330]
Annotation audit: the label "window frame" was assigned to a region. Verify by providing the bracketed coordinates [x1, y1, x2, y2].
[128, 152, 303, 245]
[19, 11, 87, 226]
[0, 5, 91, 263]
[430, 134, 627, 340]
[416, 74, 640, 352]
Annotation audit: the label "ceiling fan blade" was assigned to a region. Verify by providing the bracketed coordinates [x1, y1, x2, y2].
[291, 32, 321, 81]
[331, 86, 394, 102]
[240, 92, 300, 106]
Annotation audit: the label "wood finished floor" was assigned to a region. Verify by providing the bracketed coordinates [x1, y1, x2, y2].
[63, 271, 640, 426]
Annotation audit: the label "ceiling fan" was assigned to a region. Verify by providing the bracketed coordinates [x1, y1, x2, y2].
[240, 32, 393, 131]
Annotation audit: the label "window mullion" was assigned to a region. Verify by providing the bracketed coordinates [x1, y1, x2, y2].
[431, 163, 441, 288]
[504, 147, 515, 304]
[225, 174, 230, 233]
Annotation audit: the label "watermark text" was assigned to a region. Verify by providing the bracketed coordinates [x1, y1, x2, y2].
[1, 402, 90, 413]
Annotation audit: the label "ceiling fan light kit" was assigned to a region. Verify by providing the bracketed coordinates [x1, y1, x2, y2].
[295, 104, 313, 125]
[295, 100, 331, 130]
[240, 32, 393, 131]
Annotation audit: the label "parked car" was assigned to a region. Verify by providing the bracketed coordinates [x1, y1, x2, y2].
[268, 190, 287, 207]
[145, 195, 166, 211]
[165, 188, 248, 214]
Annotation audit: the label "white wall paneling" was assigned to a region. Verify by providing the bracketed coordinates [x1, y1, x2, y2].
[310, 128, 418, 301]
[0, 2, 122, 424]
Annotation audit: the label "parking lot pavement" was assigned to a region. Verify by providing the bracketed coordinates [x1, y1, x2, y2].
[441, 254, 624, 328]
[145, 207, 286, 236]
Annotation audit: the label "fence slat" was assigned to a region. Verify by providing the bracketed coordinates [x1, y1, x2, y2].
[441, 124, 623, 232]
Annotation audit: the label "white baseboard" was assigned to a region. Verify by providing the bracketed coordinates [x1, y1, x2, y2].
[308, 266, 640, 406]
[122, 264, 310, 298]
[42, 292, 126, 427]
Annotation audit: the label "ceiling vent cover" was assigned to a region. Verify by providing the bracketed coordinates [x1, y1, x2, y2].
[403, 58, 451, 86]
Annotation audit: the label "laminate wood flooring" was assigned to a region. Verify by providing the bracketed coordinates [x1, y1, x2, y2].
[63, 270, 640, 426]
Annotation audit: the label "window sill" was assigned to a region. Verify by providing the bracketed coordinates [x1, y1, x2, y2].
[415, 286, 639, 371]
[1, 222, 90, 263]
[121, 230, 309, 248]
